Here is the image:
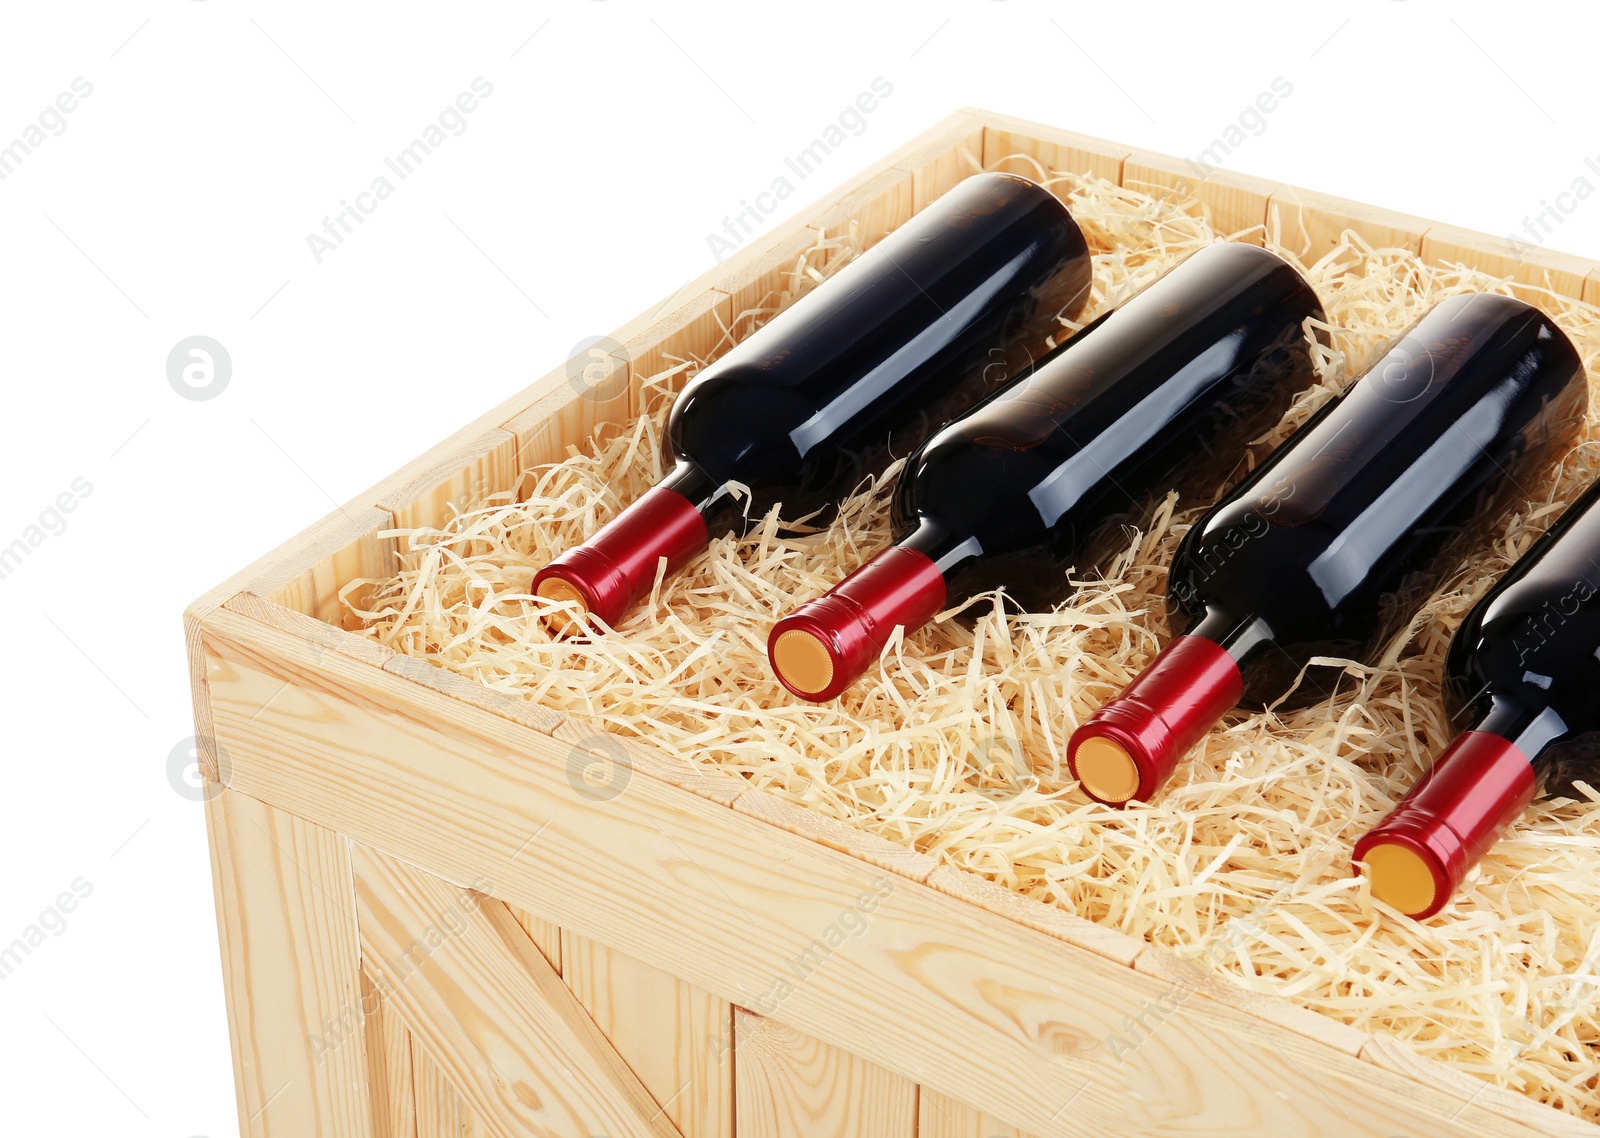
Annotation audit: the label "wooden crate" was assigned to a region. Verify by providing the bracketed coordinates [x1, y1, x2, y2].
[187, 108, 1600, 1138]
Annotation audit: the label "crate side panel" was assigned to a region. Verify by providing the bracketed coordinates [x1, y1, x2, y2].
[507, 904, 562, 974]
[197, 609, 1577, 1138]
[563, 929, 735, 1138]
[1267, 185, 1430, 263]
[733, 1009, 916, 1138]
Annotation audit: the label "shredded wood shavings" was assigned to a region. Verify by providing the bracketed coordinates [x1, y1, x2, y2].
[347, 165, 1600, 1121]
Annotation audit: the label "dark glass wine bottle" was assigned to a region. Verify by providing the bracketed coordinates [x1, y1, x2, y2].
[1354, 475, 1600, 919]
[767, 241, 1325, 702]
[1069, 294, 1586, 807]
[533, 172, 1092, 628]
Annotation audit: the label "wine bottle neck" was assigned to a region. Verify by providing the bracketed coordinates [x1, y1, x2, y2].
[1467, 696, 1571, 766]
[1185, 606, 1275, 664]
[897, 517, 984, 578]
[659, 459, 736, 519]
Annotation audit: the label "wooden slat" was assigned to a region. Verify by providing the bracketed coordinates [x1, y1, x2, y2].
[808, 167, 917, 252]
[1122, 149, 1276, 244]
[922, 864, 1142, 968]
[382, 652, 565, 735]
[896, 115, 987, 211]
[411, 1039, 477, 1138]
[185, 505, 394, 780]
[563, 930, 734, 1138]
[1132, 944, 1367, 1056]
[205, 787, 371, 1138]
[982, 120, 1128, 185]
[918, 1087, 1036, 1138]
[197, 607, 1581, 1138]
[731, 790, 939, 883]
[225, 592, 396, 669]
[550, 714, 749, 808]
[1267, 184, 1430, 262]
[734, 1010, 916, 1138]
[617, 289, 733, 420]
[507, 904, 562, 974]
[1360, 1035, 1600, 1138]
[1586, 270, 1599, 307]
[375, 427, 521, 534]
[362, 971, 418, 1138]
[351, 843, 681, 1138]
[1421, 224, 1596, 304]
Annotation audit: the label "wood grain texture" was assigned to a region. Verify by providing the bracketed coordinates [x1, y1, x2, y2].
[411, 1038, 479, 1138]
[362, 971, 418, 1138]
[1266, 184, 1430, 262]
[351, 843, 681, 1138]
[551, 714, 749, 808]
[918, 1087, 1038, 1138]
[922, 864, 1142, 968]
[375, 427, 521, 534]
[383, 652, 566, 735]
[731, 790, 938, 883]
[185, 504, 394, 780]
[1421, 223, 1595, 304]
[562, 930, 734, 1138]
[808, 168, 917, 254]
[506, 904, 562, 974]
[225, 592, 397, 669]
[903, 123, 986, 211]
[197, 606, 1583, 1138]
[205, 787, 372, 1138]
[1358, 1035, 1600, 1138]
[982, 120, 1128, 185]
[1585, 270, 1599, 307]
[734, 1009, 916, 1138]
[1122, 149, 1276, 244]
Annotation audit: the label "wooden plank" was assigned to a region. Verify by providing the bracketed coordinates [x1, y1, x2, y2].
[197, 607, 1580, 1138]
[374, 427, 521, 534]
[1122, 149, 1276, 244]
[382, 652, 566, 735]
[1360, 1035, 1599, 1138]
[225, 592, 396, 669]
[411, 1039, 477, 1138]
[923, 864, 1142, 968]
[1421, 223, 1596, 304]
[362, 971, 418, 1138]
[918, 1087, 1036, 1138]
[350, 843, 681, 1138]
[507, 905, 562, 974]
[808, 167, 917, 251]
[1131, 944, 1367, 1056]
[982, 120, 1128, 185]
[734, 1009, 916, 1138]
[731, 790, 938, 883]
[1586, 269, 1599, 307]
[1266, 184, 1430, 262]
[185, 505, 394, 780]
[205, 787, 371, 1138]
[563, 930, 734, 1138]
[619, 289, 734, 420]
[551, 714, 750, 808]
[901, 121, 986, 211]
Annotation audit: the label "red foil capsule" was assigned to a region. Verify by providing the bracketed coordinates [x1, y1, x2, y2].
[768, 547, 948, 702]
[1067, 635, 1244, 805]
[1353, 731, 1538, 920]
[532, 485, 709, 631]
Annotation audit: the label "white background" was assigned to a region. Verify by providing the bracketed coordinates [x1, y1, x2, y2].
[0, 2, 1596, 1133]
